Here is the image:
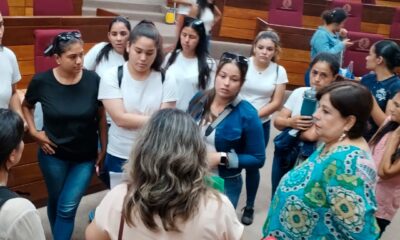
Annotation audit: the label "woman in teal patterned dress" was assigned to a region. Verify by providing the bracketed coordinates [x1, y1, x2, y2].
[263, 81, 380, 239]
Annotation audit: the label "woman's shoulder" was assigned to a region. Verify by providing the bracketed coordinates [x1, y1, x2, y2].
[1, 46, 18, 60]
[237, 99, 258, 114]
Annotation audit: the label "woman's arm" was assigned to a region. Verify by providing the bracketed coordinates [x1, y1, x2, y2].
[9, 84, 25, 123]
[274, 107, 313, 131]
[85, 221, 111, 240]
[95, 105, 107, 175]
[370, 96, 387, 127]
[258, 83, 286, 119]
[378, 127, 400, 179]
[212, 5, 222, 26]
[161, 101, 176, 109]
[102, 99, 149, 129]
[21, 100, 57, 154]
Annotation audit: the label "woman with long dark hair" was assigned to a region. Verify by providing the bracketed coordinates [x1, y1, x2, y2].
[164, 16, 215, 110]
[361, 40, 400, 141]
[369, 91, 400, 235]
[98, 20, 176, 185]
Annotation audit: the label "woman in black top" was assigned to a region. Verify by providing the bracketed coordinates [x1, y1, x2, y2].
[22, 31, 107, 240]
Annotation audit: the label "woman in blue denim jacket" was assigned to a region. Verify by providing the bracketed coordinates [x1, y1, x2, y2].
[188, 52, 266, 208]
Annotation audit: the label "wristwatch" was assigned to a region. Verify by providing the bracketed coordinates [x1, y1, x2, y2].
[219, 152, 229, 166]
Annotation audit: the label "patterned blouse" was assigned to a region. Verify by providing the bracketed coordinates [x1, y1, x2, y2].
[263, 144, 380, 239]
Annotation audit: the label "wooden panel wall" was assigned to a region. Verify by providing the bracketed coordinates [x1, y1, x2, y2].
[7, 0, 82, 16]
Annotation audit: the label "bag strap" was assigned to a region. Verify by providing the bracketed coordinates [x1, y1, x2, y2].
[118, 65, 165, 88]
[205, 96, 242, 136]
[117, 65, 123, 88]
[117, 211, 125, 240]
[0, 186, 19, 208]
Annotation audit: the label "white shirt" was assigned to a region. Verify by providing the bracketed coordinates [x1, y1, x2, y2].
[240, 57, 288, 122]
[284, 87, 310, 117]
[164, 52, 215, 111]
[98, 63, 177, 159]
[0, 47, 21, 109]
[200, 7, 214, 34]
[176, 0, 196, 15]
[84, 42, 126, 123]
[84, 42, 126, 78]
[0, 198, 45, 240]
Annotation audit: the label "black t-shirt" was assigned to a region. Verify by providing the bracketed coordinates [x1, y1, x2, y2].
[25, 69, 101, 162]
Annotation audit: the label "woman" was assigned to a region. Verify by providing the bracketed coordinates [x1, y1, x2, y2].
[0, 11, 24, 121]
[0, 109, 45, 240]
[164, 16, 215, 110]
[98, 20, 176, 184]
[307, 8, 353, 86]
[22, 31, 107, 240]
[263, 81, 379, 239]
[271, 52, 343, 198]
[239, 30, 287, 225]
[187, 52, 266, 209]
[361, 40, 400, 141]
[189, 0, 221, 48]
[369, 91, 400, 235]
[84, 16, 131, 79]
[85, 109, 243, 239]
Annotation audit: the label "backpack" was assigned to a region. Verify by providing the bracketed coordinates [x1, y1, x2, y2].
[117, 65, 165, 87]
[0, 186, 19, 209]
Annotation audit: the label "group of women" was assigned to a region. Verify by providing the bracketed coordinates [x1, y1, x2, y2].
[1, 4, 400, 239]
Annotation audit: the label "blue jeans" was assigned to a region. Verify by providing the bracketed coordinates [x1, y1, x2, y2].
[38, 150, 94, 240]
[102, 153, 127, 188]
[244, 120, 270, 208]
[224, 174, 243, 208]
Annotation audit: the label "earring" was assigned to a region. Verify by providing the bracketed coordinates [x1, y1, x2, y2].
[338, 131, 347, 142]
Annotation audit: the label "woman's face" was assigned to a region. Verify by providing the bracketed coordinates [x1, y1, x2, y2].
[390, 93, 400, 123]
[180, 26, 199, 55]
[214, 62, 242, 100]
[313, 93, 353, 144]
[108, 22, 130, 55]
[310, 61, 336, 91]
[127, 36, 157, 74]
[56, 42, 84, 74]
[365, 45, 381, 70]
[253, 38, 276, 64]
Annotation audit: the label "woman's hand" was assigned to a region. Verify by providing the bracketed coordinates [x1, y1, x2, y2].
[339, 28, 348, 38]
[342, 38, 353, 48]
[208, 152, 222, 168]
[289, 115, 313, 131]
[392, 125, 400, 138]
[32, 131, 57, 155]
[95, 150, 106, 176]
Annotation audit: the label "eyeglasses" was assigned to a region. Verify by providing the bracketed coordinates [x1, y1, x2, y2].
[220, 52, 248, 66]
[56, 31, 81, 42]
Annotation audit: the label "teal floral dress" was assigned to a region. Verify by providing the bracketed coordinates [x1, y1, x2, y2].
[263, 144, 380, 239]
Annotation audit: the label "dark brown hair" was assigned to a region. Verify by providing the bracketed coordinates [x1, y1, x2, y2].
[317, 81, 373, 139]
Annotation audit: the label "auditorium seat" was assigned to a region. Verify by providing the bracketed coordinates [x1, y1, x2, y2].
[331, 0, 363, 32]
[34, 29, 79, 73]
[268, 0, 304, 27]
[361, 0, 376, 4]
[390, 7, 400, 39]
[0, 0, 9, 16]
[343, 31, 384, 76]
[33, 0, 74, 16]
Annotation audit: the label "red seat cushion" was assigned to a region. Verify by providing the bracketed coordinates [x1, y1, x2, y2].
[33, 0, 74, 16]
[343, 31, 384, 76]
[34, 29, 79, 73]
[390, 8, 400, 39]
[0, 0, 9, 16]
[331, 0, 363, 32]
[268, 0, 304, 27]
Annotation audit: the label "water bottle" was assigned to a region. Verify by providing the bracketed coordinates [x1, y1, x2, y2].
[300, 87, 317, 116]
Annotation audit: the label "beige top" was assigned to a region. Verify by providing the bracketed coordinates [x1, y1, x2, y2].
[0, 198, 45, 240]
[95, 183, 243, 240]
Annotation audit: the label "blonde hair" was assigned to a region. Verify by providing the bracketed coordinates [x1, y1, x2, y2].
[123, 109, 217, 232]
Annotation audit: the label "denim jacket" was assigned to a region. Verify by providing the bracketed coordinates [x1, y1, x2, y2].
[188, 91, 266, 178]
[310, 26, 344, 60]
